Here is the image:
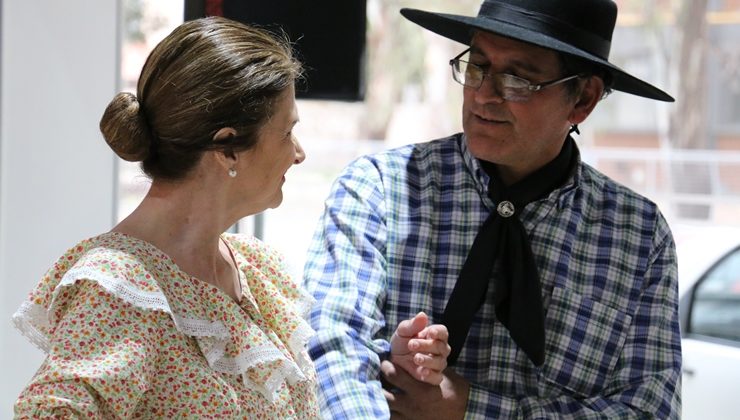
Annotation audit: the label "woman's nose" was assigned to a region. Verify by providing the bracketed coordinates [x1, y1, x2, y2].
[293, 137, 306, 164]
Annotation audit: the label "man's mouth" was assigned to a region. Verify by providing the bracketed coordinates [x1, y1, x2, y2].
[475, 113, 506, 124]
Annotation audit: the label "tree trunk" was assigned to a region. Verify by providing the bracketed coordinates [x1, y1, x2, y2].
[668, 0, 711, 219]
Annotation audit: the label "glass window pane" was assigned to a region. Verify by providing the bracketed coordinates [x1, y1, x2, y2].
[691, 248, 740, 341]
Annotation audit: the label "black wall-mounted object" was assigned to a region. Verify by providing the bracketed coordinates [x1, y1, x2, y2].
[184, 0, 367, 101]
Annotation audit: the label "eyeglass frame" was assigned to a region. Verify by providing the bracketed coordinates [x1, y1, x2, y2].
[449, 48, 584, 102]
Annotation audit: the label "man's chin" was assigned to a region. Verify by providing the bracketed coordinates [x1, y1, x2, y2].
[465, 134, 508, 162]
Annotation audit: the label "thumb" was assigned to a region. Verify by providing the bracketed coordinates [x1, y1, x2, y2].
[396, 312, 428, 339]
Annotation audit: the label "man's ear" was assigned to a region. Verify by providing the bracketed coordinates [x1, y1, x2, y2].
[568, 76, 604, 125]
[212, 127, 238, 170]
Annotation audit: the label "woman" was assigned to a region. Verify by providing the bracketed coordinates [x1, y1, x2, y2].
[12, 15, 450, 419]
[12, 16, 317, 418]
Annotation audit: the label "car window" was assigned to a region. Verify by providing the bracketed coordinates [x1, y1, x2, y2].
[689, 246, 740, 342]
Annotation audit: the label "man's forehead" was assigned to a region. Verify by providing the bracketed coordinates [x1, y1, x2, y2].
[469, 31, 555, 55]
[468, 31, 559, 72]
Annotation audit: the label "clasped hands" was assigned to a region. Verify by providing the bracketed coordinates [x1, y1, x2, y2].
[383, 312, 469, 420]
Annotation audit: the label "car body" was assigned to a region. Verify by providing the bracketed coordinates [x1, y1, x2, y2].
[674, 224, 740, 420]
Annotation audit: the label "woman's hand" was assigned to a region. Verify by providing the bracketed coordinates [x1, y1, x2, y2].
[390, 312, 451, 385]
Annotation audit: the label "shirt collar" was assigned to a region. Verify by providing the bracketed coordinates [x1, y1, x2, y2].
[459, 133, 493, 203]
[458, 132, 582, 211]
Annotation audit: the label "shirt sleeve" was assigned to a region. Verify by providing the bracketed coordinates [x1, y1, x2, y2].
[464, 221, 682, 420]
[303, 159, 392, 420]
[14, 280, 164, 419]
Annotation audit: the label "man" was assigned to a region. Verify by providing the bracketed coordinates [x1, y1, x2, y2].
[304, 0, 681, 418]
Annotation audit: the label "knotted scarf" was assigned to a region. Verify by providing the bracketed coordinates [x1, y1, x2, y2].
[443, 136, 576, 366]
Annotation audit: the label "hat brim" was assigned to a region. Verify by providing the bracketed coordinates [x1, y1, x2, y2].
[401, 8, 674, 102]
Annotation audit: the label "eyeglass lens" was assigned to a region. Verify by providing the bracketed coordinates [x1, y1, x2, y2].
[452, 60, 532, 102]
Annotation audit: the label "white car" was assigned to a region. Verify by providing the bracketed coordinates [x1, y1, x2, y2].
[675, 224, 740, 420]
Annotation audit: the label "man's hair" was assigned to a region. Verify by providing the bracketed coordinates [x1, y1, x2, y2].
[559, 53, 614, 100]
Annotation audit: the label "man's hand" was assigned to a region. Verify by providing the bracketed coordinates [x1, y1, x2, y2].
[390, 312, 451, 385]
[382, 361, 470, 420]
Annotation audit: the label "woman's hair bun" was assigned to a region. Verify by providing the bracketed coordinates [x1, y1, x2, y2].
[99, 92, 153, 162]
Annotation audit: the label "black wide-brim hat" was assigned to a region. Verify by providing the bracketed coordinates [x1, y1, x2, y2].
[401, 0, 674, 102]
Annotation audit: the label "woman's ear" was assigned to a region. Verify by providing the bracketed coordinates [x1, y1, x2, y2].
[213, 127, 237, 143]
[568, 76, 605, 126]
[212, 127, 238, 170]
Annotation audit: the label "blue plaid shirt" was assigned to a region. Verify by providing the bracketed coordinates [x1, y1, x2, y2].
[304, 133, 681, 419]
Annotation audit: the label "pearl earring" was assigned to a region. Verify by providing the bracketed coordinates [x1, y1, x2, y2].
[228, 168, 237, 178]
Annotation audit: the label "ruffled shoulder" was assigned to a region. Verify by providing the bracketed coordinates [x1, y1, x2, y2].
[13, 232, 316, 402]
[12, 233, 170, 352]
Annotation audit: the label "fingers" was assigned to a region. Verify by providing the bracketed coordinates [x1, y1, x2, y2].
[383, 388, 397, 403]
[413, 352, 447, 372]
[409, 350, 447, 385]
[391, 312, 431, 357]
[407, 336, 451, 359]
[390, 316, 451, 386]
[410, 324, 449, 354]
[395, 312, 429, 339]
[414, 366, 444, 386]
[382, 360, 441, 411]
[419, 324, 449, 342]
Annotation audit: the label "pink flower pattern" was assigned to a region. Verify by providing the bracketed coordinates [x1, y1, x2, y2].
[13, 232, 319, 419]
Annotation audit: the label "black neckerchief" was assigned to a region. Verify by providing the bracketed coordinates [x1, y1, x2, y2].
[443, 136, 577, 366]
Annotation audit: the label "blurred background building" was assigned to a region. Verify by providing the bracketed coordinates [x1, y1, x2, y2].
[2, 0, 739, 414]
[118, 0, 740, 277]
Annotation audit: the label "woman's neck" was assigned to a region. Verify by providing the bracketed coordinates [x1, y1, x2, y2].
[111, 179, 242, 301]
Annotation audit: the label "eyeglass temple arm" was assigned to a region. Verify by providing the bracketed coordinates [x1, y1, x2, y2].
[450, 47, 471, 64]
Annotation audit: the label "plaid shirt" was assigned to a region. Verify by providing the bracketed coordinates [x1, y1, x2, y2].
[304, 133, 681, 419]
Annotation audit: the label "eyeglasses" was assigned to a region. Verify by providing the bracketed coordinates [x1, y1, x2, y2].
[449, 48, 582, 102]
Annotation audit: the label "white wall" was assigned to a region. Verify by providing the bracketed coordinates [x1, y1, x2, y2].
[0, 0, 119, 413]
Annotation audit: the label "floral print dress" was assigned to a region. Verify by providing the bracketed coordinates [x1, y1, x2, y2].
[13, 232, 320, 419]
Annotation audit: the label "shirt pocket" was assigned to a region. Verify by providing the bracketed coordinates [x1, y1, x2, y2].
[540, 285, 632, 397]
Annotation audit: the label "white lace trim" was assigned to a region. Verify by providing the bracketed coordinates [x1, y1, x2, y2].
[295, 288, 317, 321]
[12, 266, 315, 401]
[55, 267, 233, 340]
[245, 357, 306, 403]
[195, 318, 315, 401]
[12, 300, 53, 353]
[288, 319, 317, 373]
[198, 339, 308, 402]
[58, 266, 171, 312]
[171, 314, 229, 340]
